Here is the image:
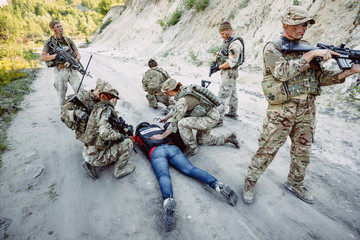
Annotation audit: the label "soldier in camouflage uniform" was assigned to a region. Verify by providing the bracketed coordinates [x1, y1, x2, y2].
[243, 6, 360, 204]
[209, 22, 244, 126]
[151, 78, 241, 157]
[142, 59, 175, 110]
[82, 86, 135, 179]
[40, 20, 82, 106]
[60, 78, 109, 143]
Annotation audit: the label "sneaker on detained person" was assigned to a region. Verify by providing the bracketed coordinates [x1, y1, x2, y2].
[163, 197, 177, 232]
[284, 182, 314, 204]
[215, 182, 238, 206]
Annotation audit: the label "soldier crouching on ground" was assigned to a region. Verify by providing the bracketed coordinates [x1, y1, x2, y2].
[82, 85, 135, 179]
[142, 58, 175, 112]
[151, 78, 240, 157]
[242, 6, 360, 204]
[60, 78, 110, 143]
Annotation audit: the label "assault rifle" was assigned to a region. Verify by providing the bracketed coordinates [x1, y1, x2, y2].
[105, 110, 134, 138]
[67, 95, 92, 115]
[280, 41, 360, 70]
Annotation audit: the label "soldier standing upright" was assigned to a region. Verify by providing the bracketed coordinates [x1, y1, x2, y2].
[40, 20, 82, 106]
[209, 22, 245, 126]
[242, 6, 360, 204]
[142, 59, 175, 111]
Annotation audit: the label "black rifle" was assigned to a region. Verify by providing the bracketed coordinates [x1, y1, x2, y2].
[67, 95, 92, 115]
[105, 110, 134, 138]
[280, 41, 360, 70]
[47, 39, 93, 78]
[209, 61, 218, 77]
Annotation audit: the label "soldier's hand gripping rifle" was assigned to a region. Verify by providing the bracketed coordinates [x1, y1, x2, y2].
[280, 41, 360, 70]
[67, 95, 92, 119]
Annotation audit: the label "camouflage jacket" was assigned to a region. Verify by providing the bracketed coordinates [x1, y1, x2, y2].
[142, 67, 170, 94]
[61, 89, 99, 143]
[217, 36, 244, 69]
[83, 100, 125, 149]
[42, 36, 78, 66]
[264, 36, 344, 99]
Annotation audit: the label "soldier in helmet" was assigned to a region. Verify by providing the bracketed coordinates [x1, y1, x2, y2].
[151, 78, 241, 157]
[209, 22, 245, 126]
[242, 6, 360, 204]
[82, 85, 135, 179]
[142, 58, 175, 111]
[40, 20, 82, 106]
[60, 78, 110, 143]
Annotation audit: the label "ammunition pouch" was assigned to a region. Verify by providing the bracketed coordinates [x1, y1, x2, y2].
[261, 75, 289, 104]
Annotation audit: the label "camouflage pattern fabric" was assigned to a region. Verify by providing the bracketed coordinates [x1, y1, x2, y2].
[82, 100, 133, 171]
[218, 68, 239, 120]
[60, 89, 99, 143]
[142, 67, 174, 108]
[245, 35, 339, 186]
[54, 67, 81, 106]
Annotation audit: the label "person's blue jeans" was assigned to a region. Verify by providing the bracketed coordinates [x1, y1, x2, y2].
[151, 143, 217, 199]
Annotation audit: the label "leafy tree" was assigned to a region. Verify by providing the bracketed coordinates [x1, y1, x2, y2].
[98, 0, 112, 16]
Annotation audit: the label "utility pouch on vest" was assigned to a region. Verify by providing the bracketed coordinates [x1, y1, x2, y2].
[261, 75, 289, 104]
[189, 105, 207, 117]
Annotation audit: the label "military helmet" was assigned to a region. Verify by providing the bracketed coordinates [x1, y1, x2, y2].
[95, 78, 110, 91]
[101, 84, 119, 99]
[161, 78, 178, 92]
[281, 6, 315, 25]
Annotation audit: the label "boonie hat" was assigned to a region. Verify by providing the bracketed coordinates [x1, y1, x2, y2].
[161, 78, 178, 92]
[281, 6, 315, 25]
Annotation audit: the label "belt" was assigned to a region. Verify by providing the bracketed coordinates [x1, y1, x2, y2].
[57, 64, 66, 69]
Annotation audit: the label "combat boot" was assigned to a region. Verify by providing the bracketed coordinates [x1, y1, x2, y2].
[163, 197, 177, 232]
[225, 113, 238, 119]
[82, 161, 99, 179]
[114, 164, 135, 179]
[214, 181, 238, 206]
[183, 146, 198, 157]
[225, 132, 240, 149]
[215, 119, 223, 128]
[284, 182, 314, 204]
[243, 179, 256, 204]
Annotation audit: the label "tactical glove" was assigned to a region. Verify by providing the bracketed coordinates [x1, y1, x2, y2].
[55, 54, 66, 61]
[210, 66, 220, 75]
[75, 109, 89, 121]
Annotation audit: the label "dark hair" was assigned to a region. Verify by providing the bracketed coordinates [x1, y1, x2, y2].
[148, 59, 157, 68]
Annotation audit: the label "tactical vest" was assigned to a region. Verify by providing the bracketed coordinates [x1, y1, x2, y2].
[216, 36, 245, 69]
[177, 85, 221, 117]
[262, 38, 320, 104]
[46, 36, 76, 67]
[153, 67, 170, 81]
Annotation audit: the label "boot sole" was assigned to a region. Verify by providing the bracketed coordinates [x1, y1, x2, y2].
[221, 185, 238, 206]
[284, 182, 314, 204]
[163, 199, 176, 232]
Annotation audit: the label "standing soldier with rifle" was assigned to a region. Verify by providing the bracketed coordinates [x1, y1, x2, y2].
[242, 6, 360, 205]
[82, 85, 135, 179]
[209, 22, 245, 126]
[40, 20, 83, 106]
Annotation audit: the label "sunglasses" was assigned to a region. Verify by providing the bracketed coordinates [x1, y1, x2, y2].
[297, 22, 308, 28]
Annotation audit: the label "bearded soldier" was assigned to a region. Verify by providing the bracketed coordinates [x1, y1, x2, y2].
[40, 20, 82, 106]
[209, 22, 245, 126]
[151, 78, 240, 157]
[242, 6, 360, 204]
[60, 78, 109, 143]
[142, 59, 175, 111]
[82, 86, 135, 179]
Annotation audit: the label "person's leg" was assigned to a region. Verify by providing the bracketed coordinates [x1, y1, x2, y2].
[113, 139, 135, 179]
[68, 69, 82, 93]
[53, 68, 68, 106]
[151, 146, 173, 199]
[146, 93, 158, 109]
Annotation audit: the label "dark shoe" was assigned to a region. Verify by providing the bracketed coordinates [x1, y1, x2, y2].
[284, 182, 314, 204]
[183, 146, 198, 157]
[214, 119, 223, 128]
[82, 161, 98, 179]
[215, 182, 238, 206]
[243, 180, 255, 204]
[226, 132, 240, 149]
[114, 164, 135, 179]
[163, 197, 177, 232]
[225, 113, 238, 119]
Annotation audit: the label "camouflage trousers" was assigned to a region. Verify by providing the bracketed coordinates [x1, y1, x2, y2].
[54, 67, 81, 106]
[146, 93, 175, 109]
[82, 138, 133, 170]
[218, 69, 239, 120]
[245, 96, 316, 186]
[178, 108, 230, 149]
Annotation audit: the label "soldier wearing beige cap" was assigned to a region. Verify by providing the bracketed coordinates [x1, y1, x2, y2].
[242, 6, 360, 204]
